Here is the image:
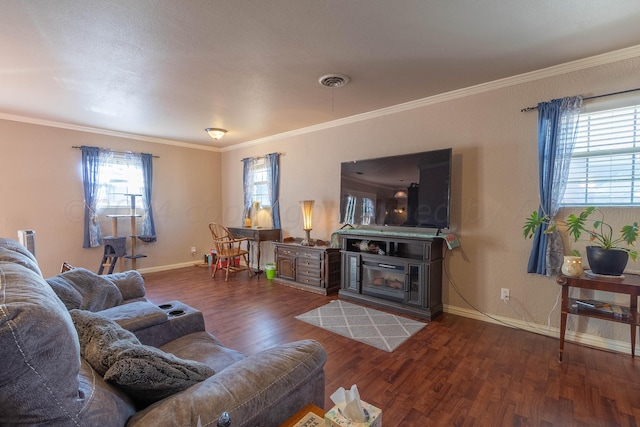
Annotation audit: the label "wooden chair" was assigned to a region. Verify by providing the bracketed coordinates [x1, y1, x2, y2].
[208, 223, 254, 281]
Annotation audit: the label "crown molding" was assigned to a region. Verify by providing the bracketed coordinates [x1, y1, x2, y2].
[0, 112, 221, 153]
[225, 44, 640, 152]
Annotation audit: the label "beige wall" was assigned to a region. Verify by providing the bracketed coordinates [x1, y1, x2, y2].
[220, 55, 640, 350]
[1, 53, 639, 352]
[0, 119, 222, 276]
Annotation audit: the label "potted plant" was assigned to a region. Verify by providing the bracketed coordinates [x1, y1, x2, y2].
[523, 207, 639, 276]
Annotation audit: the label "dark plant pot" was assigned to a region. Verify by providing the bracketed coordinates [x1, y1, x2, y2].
[586, 246, 628, 276]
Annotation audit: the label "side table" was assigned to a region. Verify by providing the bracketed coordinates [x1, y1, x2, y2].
[557, 273, 640, 361]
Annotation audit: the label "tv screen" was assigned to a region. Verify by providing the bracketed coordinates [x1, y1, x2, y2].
[339, 148, 452, 230]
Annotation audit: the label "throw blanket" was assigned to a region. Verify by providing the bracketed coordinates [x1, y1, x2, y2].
[71, 309, 215, 406]
[46, 268, 123, 311]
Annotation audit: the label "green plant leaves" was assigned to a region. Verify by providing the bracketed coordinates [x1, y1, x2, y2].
[621, 222, 639, 246]
[523, 210, 548, 239]
[565, 213, 587, 242]
[523, 207, 639, 262]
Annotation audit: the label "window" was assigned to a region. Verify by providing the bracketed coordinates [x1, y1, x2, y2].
[343, 195, 356, 224]
[361, 197, 375, 225]
[96, 152, 145, 209]
[81, 146, 156, 248]
[342, 194, 376, 225]
[249, 158, 271, 208]
[242, 153, 280, 229]
[562, 104, 640, 206]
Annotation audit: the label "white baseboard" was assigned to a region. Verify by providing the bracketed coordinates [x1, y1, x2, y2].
[444, 304, 636, 356]
[137, 261, 198, 274]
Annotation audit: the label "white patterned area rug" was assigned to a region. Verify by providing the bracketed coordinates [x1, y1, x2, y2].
[295, 300, 426, 352]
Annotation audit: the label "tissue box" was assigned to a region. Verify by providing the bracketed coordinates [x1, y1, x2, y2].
[324, 401, 382, 427]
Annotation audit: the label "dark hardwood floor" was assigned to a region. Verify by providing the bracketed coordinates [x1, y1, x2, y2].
[142, 266, 640, 426]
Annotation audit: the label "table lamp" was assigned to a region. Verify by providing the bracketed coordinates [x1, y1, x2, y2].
[300, 200, 315, 246]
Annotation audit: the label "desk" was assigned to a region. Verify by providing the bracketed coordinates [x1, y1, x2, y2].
[557, 273, 640, 361]
[227, 227, 281, 272]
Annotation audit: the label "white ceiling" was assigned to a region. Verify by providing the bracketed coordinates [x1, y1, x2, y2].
[2, 1, 640, 149]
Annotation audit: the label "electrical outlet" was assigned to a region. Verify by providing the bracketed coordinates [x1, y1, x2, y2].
[501, 288, 510, 301]
[191, 246, 196, 254]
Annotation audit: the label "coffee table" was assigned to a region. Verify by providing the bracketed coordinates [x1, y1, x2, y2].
[279, 403, 324, 427]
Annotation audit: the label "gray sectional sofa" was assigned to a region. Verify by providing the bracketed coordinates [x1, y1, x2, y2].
[0, 238, 326, 426]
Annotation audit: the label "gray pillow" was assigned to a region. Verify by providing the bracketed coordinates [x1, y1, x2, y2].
[70, 309, 215, 406]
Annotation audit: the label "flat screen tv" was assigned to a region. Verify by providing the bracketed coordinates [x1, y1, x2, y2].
[339, 148, 452, 230]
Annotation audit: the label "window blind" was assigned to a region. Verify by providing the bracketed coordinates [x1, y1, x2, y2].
[250, 158, 271, 208]
[562, 104, 640, 206]
[97, 152, 144, 209]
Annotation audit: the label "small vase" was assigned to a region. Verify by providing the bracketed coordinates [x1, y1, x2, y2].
[561, 256, 583, 277]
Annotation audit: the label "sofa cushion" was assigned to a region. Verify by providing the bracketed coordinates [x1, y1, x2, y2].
[0, 262, 135, 426]
[47, 267, 124, 311]
[71, 309, 216, 406]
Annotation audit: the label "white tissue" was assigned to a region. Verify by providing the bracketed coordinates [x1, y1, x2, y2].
[330, 384, 367, 423]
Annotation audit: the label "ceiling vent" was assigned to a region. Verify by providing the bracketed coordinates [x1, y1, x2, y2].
[318, 73, 350, 88]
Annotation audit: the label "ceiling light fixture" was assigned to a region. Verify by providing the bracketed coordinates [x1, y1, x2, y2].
[205, 128, 227, 140]
[394, 191, 408, 199]
[318, 73, 350, 88]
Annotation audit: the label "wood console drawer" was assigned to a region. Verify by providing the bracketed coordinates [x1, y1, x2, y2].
[295, 250, 322, 260]
[277, 247, 323, 263]
[296, 274, 322, 287]
[296, 265, 322, 278]
[296, 258, 321, 269]
[276, 248, 296, 257]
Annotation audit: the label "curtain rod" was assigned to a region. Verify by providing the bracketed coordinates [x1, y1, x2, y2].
[520, 87, 640, 113]
[240, 152, 283, 162]
[72, 145, 159, 158]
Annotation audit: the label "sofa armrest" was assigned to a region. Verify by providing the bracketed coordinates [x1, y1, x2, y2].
[103, 270, 146, 301]
[99, 301, 168, 334]
[100, 301, 207, 347]
[126, 340, 326, 427]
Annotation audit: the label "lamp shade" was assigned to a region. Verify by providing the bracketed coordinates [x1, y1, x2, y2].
[301, 200, 315, 230]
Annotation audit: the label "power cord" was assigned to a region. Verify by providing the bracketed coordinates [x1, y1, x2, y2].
[443, 247, 561, 336]
[547, 288, 561, 332]
[444, 247, 635, 349]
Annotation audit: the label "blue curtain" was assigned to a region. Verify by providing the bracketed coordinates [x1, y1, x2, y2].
[266, 153, 281, 228]
[140, 153, 157, 241]
[527, 96, 582, 275]
[81, 146, 103, 248]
